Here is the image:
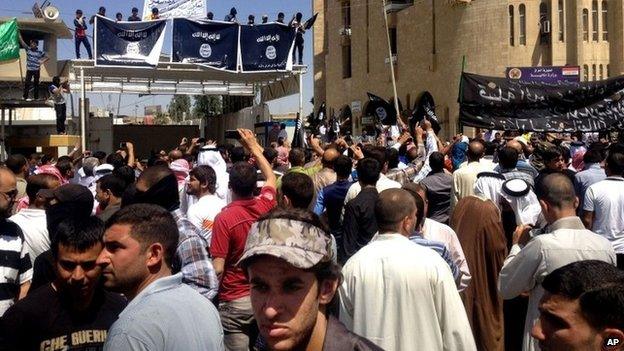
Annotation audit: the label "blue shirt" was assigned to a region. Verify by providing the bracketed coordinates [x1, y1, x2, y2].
[26, 49, 45, 71]
[575, 163, 606, 209]
[410, 234, 460, 283]
[314, 179, 352, 231]
[104, 273, 224, 351]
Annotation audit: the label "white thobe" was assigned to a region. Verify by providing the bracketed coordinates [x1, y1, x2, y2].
[339, 233, 476, 351]
[498, 216, 616, 351]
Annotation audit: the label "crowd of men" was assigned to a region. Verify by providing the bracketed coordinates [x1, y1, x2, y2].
[0, 122, 622, 351]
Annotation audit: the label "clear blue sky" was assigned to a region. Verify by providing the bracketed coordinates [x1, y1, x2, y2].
[0, 0, 314, 116]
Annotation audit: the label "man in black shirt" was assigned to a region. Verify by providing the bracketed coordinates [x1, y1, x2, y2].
[341, 158, 380, 264]
[0, 217, 126, 351]
[128, 7, 141, 21]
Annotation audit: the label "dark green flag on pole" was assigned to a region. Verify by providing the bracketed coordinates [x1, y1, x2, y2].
[0, 19, 20, 62]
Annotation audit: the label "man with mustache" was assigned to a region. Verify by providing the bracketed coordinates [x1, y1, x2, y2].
[0, 217, 126, 350]
[239, 208, 380, 351]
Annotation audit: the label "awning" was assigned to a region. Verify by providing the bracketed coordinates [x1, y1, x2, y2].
[68, 59, 307, 96]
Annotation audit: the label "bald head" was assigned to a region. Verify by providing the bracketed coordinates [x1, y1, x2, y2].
[0, 168, 16, 217]
[536, 173, 576, 209]
[506, 140, 524, 155]
[168, 150, 183, 161]
[375, 188, 416, 234]
[322, 148, 340, 168]
[467, 141, 485, 162]
[0, 167, 16, 185]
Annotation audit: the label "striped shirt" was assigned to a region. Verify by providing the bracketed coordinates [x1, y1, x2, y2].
[171, 209, 219, 301]
[26, 49, 45, 71]
[0, 220, 32, 316]
[410, 234, 461, 285]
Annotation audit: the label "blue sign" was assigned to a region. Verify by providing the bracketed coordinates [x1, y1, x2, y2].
[506, 66, 580, 83]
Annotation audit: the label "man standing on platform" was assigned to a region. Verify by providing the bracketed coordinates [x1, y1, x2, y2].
[73, 10, 92, 59]
[19, 34, 48, 101]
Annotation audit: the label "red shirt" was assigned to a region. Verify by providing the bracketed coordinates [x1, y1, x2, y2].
[210, 186, 277, 301]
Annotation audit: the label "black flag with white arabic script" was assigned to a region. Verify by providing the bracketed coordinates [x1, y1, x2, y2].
[172, 19, 239, 71]
[239, 23, 296, 72]
[95, 15, 167, 67]
[459, 72, 624, 132]
[366, 92, 397, 125]
[413, 91, 441, 134]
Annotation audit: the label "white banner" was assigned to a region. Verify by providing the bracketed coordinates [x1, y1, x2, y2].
[142, 0, 207, 20]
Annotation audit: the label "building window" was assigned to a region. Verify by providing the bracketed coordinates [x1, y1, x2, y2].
[509, 5, 515, 46]
[583, 64, 589, 81]
[602, 1, 608, 41]
[599, 64, 604, 80]
[558, 0, 564, 41]
[583, 9, 589, 42]
[519, 4, 526, 45]
[389, 27, 397, 55]
[342, 44, 352, 79]
[607, 64, 610, 78]
[539, 2, 549, 44]
[592, 64, 597, 81]
[592, 1, 599, 41]
[342, 1, 351, 29]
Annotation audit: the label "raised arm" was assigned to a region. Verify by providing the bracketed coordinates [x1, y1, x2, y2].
[18, 33, 28, 49]
[238, 129, 275, 190]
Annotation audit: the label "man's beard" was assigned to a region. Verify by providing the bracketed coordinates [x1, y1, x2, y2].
[0, 203, 13, 219]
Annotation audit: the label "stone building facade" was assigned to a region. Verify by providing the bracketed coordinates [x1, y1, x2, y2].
[313, 0, 622, 137]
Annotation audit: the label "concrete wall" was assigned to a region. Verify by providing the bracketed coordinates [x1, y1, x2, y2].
[314, 0, 621, 138]
[204, 104, 271, 144]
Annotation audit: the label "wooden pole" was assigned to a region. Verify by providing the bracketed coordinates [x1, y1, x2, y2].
[381, 0, 403, 129]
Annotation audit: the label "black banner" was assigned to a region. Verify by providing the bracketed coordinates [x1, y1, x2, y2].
[172, 19, 238, 71]
[412, 91, 441, 134]
[95, 16, 167, 67]
[366, 92, 397, 125]
[240, 23, 296, 72]
[459, 72, 624, 132]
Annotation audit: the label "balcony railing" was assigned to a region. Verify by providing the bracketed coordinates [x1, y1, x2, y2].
[384, 0, 414, 13]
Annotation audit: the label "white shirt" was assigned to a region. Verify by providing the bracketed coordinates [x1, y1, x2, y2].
[339, 233, 476, 351]
[423, 218, 472, 291]
[498, 216, 616, 351]
[343, 174, 401, 205]
[583, 176, 624, 253]
[9, 208, 49, 265]
[451, 160, 492, 208]
[474, 173, 505, 209]
[186, 194, 226, 244]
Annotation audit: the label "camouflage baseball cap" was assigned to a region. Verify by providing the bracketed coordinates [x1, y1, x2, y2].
[238, 217, 333, 269]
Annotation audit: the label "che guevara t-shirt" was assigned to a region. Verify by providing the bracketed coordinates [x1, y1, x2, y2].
[0, 284, 126, 351]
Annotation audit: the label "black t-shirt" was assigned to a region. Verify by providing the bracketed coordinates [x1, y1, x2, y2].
[0, 284, 127, 351]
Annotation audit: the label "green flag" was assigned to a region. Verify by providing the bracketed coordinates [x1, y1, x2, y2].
[0, 18, 20, 62]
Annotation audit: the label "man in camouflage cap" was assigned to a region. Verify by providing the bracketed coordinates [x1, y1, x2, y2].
[238, 208, 380, 351]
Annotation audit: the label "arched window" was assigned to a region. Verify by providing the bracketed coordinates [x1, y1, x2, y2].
[519, 4, 526, 45]
[558, 0, 564, 41]
[592, 64, 597, 81]
[583, 64, 589, 81]
[592, 1, 599, 41]
[599, 64, 604, 80]
[607, 64, 610, 78]
[602, 1, 608, 41]
[509, 5, 515, 46]
[583, 9, 589, 41]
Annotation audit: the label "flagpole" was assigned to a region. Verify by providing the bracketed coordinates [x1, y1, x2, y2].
[381, 0, 403, 129]
[458, 55, 466, 134]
